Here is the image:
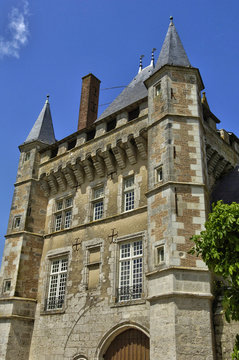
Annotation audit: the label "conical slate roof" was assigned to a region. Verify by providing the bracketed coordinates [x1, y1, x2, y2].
[24, 97, 56, 145]
[154, 17, 191, 71]
[97, 18, 190, 122]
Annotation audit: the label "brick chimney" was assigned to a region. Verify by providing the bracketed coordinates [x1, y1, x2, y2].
[77, 73, 101, 131]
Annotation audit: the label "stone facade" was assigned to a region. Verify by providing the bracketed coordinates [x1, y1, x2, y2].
[0, 18, 239, 360]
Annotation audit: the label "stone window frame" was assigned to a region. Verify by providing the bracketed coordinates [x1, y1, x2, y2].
[53, 194, 74, 232]
[24, 152, 31, 162]
[155, 165, 163, 183]
[2, 279, 11, 294]
[123, 175, 135, 212]
[154, 81, 161, 97]
[13, 215, 21, 229]
[91, 185, 104, 221]
[46, 257, 68, 311]
[113, 231, 147, 304]
[154, 240, 166, 267]
[82, 239, 104, 292]
[41, 247, 72, 314]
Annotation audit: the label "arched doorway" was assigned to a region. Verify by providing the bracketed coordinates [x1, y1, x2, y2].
[103, 328, 149, 360]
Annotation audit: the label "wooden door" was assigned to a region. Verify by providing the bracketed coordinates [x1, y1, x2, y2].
[103, 328, 149, 360]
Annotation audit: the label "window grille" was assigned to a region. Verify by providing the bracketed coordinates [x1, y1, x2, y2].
[118, 240, 143, 301]
[54, 197, 73, 231]
[45, 258, 68, 310]
[124, 176, 135, 212]
[92, 187, 104, 221]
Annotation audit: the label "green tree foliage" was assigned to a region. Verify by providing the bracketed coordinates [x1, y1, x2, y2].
[190, 201, 239, 359]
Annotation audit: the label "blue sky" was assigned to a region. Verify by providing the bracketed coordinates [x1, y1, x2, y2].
[0, 0, 239, 263]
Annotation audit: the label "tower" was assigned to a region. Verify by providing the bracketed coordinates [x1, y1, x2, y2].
[145, 17, 214, 359]
[0, 17, 239, 360]
[0, 98, 55, 359]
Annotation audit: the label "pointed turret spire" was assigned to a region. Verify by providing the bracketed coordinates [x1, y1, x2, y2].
[155, 16, 191, 72]
[150, 48, 156, 67]
[24, 96, 56, 145]
[138, 55, 144, 73]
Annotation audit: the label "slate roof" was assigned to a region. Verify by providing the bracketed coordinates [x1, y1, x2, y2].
[97, 64, 154, 121]
[154, 18, 191, 71]
[24, 98, 56, 145]
[96, 18, 191, 122]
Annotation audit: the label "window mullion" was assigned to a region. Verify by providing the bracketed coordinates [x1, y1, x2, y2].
[56, 261, 61, 300]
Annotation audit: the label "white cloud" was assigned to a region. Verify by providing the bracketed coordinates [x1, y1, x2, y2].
[0, 1, 30, 59]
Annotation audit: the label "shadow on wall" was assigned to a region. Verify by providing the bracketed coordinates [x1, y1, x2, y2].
[211, 165, 239, 205]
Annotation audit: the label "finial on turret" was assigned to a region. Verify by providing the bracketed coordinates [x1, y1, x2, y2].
[46, 94, 50, 104]
[150, 48, 157, 67]
[138, 55, 144, 73]
[170, 16, 173, 25]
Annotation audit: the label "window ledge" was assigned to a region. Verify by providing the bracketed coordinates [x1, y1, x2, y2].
[40, 309, 65, 316]
[110, 299, 146, 308]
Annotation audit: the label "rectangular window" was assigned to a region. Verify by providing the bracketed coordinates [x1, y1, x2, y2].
[157, 245, 165, 264]
[92, 187, 104, 221]
[13, 216, 21, 229]
[118, 240, 143, 301]
[3, 279, 11, 293]
[46, 257, 68, 310]
[54, 197, 73, 231]
[124, 176, 135, 212]
[156, 166, 163, 183]
[155, 82, 161, 96]
[24, 152, 30, 161]
[87, 247, 101, 289]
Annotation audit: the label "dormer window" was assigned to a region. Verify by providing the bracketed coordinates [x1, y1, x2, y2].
[128, 107, 139, 122]
[67, 139, 76, 150]
[50, 147, 58, 159]
[86, 129, 96, 141]
[107, 118, 116, 132]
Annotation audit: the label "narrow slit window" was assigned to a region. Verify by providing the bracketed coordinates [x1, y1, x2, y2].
[157, 246, 165, 265]
[156, 167, 163, 183]
[155, 82, 161, 96]
[13, 216, 21, 229]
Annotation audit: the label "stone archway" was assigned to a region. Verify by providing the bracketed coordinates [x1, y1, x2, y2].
[103, 328, 149, 360]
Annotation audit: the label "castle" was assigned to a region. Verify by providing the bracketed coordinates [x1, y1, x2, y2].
[0, 17, 239, 360]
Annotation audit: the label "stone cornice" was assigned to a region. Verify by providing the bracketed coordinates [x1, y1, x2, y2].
[0, 314, 35, 321]
[146, 266, 209, 278]
[147, 113, 202, 131]
[0, 296, 37, 302]
[5, 231, 44, 239]
[145, 181, 206, 197]
[147, 291, 213, 302]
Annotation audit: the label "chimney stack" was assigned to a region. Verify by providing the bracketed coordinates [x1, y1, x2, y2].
[77, 73, 101, 131]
